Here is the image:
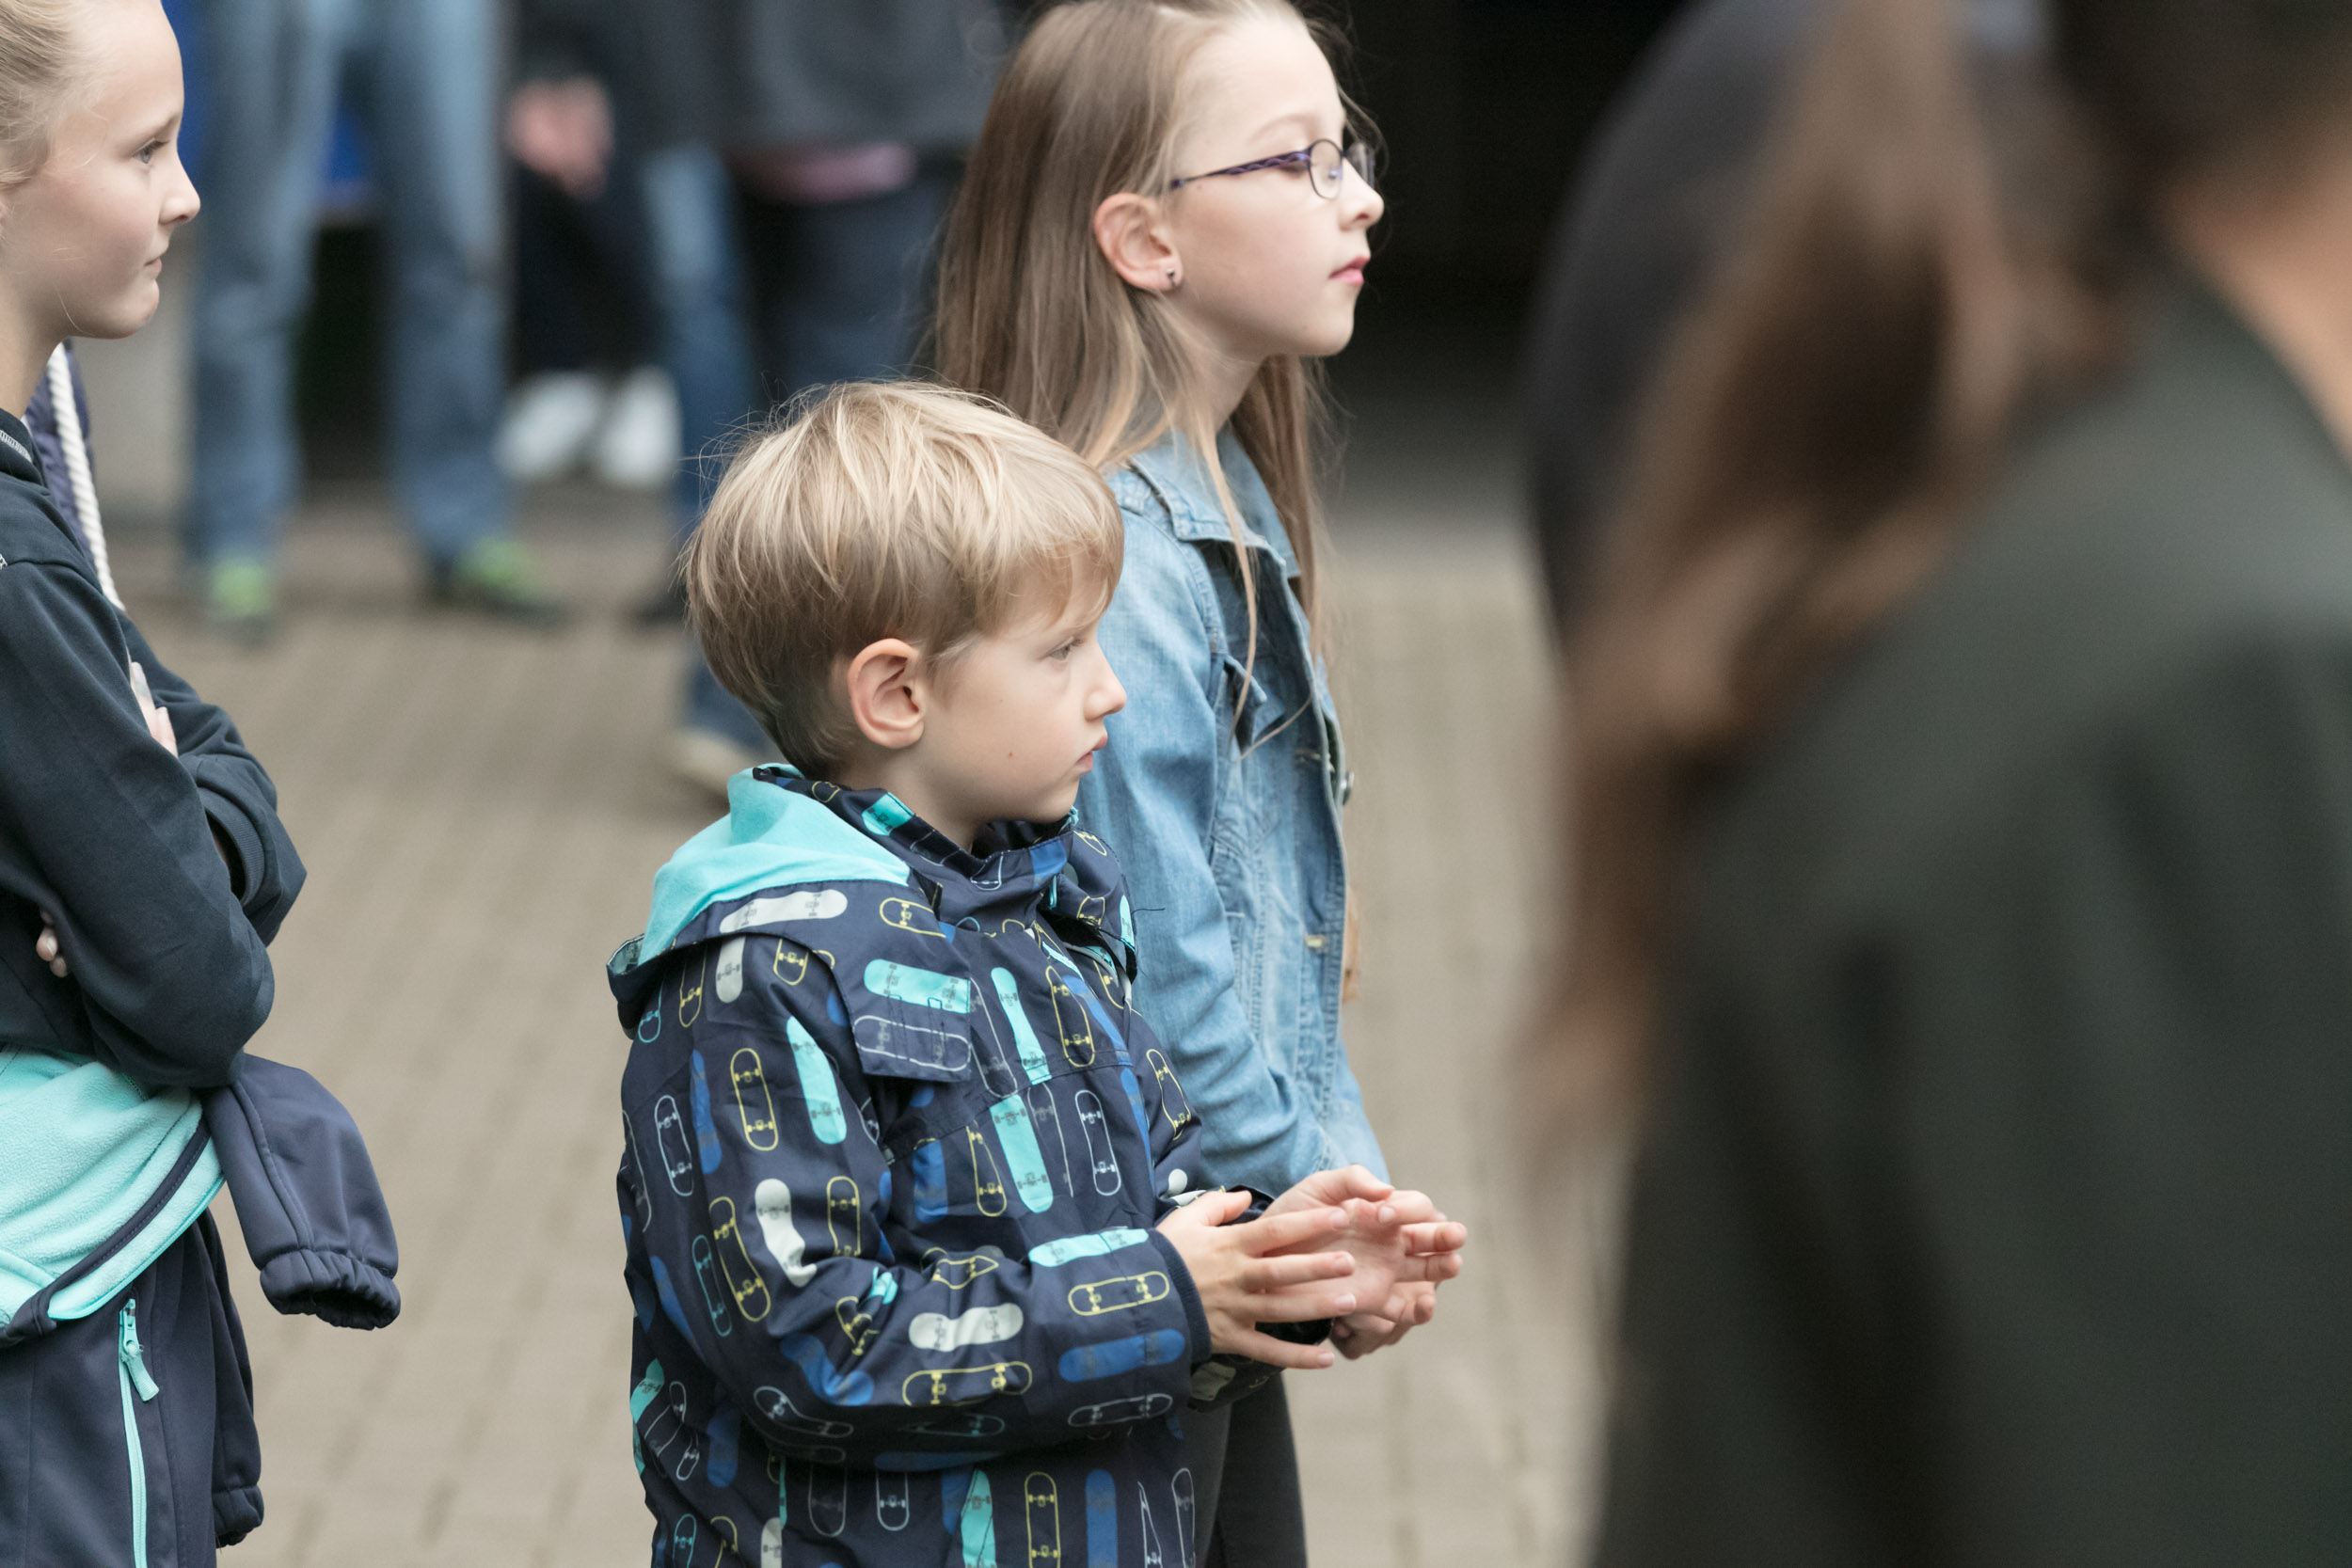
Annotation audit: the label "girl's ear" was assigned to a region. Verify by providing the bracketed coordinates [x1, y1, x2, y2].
[1092, 192, 1181, 293]
[844, 639, 929, 751]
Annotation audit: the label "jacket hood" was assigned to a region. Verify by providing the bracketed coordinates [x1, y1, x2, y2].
[608, 768, 1137, 1021]
[610, 768, 911, 985]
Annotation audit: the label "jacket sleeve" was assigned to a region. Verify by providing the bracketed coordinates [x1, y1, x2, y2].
[1076, 515, 1337, 1196]
[628, 943, 1200, 1467]
[126, 619, 305, 941]
[0, 561, 275, 1086]
[203, 1054, 399, 1329]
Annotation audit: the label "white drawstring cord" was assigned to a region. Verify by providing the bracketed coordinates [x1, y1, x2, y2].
[44, 342, 119, 609]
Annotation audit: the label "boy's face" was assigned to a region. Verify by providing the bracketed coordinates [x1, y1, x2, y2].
[907, 594, 1128, 839]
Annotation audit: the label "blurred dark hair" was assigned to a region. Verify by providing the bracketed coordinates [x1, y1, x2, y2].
[1547, 0, 2352, 1115]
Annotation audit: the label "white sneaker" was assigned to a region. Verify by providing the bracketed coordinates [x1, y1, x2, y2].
[592, 365, 681, 491]
[497, 372, 606, 482]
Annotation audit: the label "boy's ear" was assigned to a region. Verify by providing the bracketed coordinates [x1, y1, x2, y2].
[844, 639, 927, 751]
[1093, 193, 1181, 293]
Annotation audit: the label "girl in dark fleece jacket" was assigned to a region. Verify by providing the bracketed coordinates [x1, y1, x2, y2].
[0, 2, 312, 1562]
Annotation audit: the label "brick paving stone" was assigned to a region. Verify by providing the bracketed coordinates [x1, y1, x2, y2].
[97, 487, 1610, 1567]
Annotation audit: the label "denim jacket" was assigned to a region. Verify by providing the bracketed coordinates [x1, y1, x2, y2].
[1075, 430, 1385, 1198]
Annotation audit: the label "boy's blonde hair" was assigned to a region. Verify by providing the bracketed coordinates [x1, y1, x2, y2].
[685, 380, 1123, 777]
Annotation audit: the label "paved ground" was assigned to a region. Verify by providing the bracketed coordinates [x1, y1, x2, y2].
[109, 483, 1611, 1566]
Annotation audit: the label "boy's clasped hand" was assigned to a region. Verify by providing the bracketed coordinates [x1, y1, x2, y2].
[1155, 1164, 1468, 1369]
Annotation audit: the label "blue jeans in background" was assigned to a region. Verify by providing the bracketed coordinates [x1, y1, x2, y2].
[189, 0, 508, 568]
[640, 146, 756, 537]
[642, 151, 945, 749]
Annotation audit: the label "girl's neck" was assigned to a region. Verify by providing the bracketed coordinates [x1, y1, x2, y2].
[1197, 345, 1263, 431]
[0, 296, 58, 418]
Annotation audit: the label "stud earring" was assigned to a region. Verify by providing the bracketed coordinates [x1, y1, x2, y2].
[1165, 267, 1179, 287]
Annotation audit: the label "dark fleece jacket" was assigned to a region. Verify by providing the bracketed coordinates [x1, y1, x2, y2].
[0, 405, 302, 1089]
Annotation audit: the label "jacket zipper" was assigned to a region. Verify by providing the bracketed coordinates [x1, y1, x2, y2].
[118, 1299, 158, 1568]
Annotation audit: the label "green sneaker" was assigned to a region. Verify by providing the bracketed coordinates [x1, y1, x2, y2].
[204, 555, 278, 646]
[430, 536, 568, 628]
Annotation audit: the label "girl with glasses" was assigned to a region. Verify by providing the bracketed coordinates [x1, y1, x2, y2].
[937, 5, 1459, 1565]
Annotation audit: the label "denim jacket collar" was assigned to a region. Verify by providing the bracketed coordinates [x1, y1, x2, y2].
[1123, 428, 1301, 579]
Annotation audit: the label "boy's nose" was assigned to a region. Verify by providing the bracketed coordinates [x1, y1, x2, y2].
[1092, 667, 1128, 720]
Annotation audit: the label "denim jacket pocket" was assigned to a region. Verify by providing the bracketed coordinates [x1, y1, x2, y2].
[1218, 652, 1283, 750]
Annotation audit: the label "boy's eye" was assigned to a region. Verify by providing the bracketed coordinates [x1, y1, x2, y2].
[137, 141, 162, 166]
[1049, 641, 1075, 661]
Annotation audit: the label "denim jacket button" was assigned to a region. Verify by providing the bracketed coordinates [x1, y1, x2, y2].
[1303, 933, 1327, 951]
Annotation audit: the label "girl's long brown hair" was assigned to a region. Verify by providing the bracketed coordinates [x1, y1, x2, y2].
[933, 0, 1343, 635]
[1549, 0, 2352, 1117]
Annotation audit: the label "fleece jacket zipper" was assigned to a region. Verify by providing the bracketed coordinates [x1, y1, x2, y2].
[118, 1298, 158, 1568]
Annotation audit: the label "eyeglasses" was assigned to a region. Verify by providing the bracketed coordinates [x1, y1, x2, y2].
[1168, 138, 1377, 199]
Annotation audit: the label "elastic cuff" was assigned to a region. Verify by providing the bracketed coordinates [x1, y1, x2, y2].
[214, 1483, 263, 1546]
[1148, 1229, 1214, 1368]
[254, 1248, 401, 1330]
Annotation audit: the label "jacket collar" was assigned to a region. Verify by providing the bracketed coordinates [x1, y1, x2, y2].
[0, 406, 39, 484]
[787, 768, 1075, 886]
[1123, 427, 1301, 578]
[787, 770, 1137, 972]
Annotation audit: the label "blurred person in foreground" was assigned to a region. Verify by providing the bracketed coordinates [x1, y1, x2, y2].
[188, 0, 566, 641]
[1553, 0, 2352, 1560]
[1520, 0, 2040, 633]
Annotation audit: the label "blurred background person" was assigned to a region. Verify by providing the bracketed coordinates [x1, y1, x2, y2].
[1520, 0, 2037, 634]
[500, 17, 676, 493]
[1556, 0, 2352, 1560]
[188, 0, 565, 642]
[526, 0, 1004, 795]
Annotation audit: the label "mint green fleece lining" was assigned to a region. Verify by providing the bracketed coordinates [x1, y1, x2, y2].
[0, 1050, 224, 1323]
[630, 768, 911, 961]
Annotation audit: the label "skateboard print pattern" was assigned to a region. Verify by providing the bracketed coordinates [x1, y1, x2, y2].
[614, 772, 1223, 1565]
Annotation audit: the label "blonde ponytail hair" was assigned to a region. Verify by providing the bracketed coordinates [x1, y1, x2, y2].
[935, 0, 1344, 637]
[0, 0, 86, 196]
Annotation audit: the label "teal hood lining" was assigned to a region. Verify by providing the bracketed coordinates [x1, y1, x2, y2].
[626, 768, 911, 966]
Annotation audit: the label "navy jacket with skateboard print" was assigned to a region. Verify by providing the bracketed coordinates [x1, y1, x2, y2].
[610, 768, 1225, 1568]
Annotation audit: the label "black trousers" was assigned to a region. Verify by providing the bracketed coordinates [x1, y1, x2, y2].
[1183, 1374, 1310, 1568]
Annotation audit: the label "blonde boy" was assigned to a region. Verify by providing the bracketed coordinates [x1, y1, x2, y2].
[605, 383, 1446, 1566]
